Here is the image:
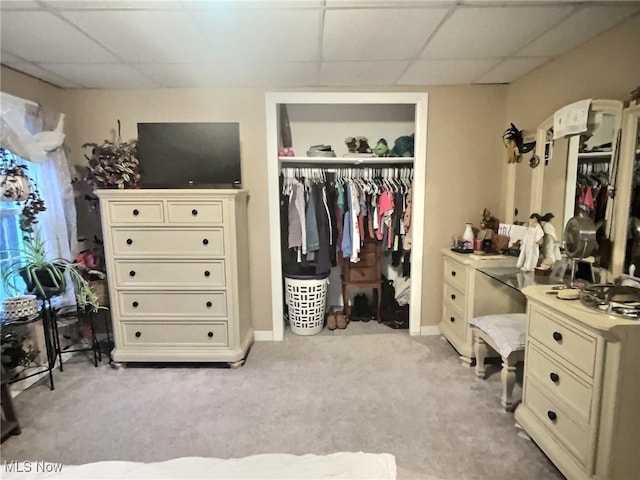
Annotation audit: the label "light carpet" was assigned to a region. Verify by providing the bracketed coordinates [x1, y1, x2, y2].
[1, 330, 563, 480]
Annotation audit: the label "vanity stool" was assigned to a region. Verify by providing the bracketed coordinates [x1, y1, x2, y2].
[470, 313, 527, 411]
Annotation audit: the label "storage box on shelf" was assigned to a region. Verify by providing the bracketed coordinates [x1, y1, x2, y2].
[97, 189, 253, 367]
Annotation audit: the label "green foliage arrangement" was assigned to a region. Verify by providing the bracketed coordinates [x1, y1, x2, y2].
[1, 232, 104, 313]
[81, 120, 140, 189]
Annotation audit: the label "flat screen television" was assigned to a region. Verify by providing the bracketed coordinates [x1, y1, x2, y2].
[136, 122, 241, 188]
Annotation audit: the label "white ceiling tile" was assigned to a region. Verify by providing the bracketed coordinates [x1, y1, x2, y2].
[517, 6, 640, 57]
[42, 1, 184, 9]
[1, 62, 79, 88]
[0, 1, 41, 10]
[0, 12, 118, 63]
[60, 10, 210, 62]
[227, 62, 317, 86]
[323, 8, 448, 61]
[192, 9, 320, 61]
[41, 63, 156, 88]
[475, 57, 549, 84]
[399, 58, 499, 85]
[319, 61, 407, 86]
[1, 51, 26, 65]
[136, 63, 235, 87]
[421, 6, 574, 59]
[325, 1, 455, 6]
[182, 0, 322, 7]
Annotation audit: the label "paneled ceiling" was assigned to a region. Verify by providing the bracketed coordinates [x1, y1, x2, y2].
[1, 0, 638, 89]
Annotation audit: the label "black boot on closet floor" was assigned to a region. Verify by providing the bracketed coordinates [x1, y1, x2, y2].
[350, 294, 375, 322]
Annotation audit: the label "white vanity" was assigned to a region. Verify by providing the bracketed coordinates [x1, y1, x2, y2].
[440, 249, 521, 366]
[517, 285, 640, 480]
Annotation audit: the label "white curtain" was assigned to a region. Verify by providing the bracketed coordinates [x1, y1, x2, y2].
[1, 92, 78, 308]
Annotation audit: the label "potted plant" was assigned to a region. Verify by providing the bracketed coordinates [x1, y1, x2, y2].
[0, 149, 47, 233]
[81, 120, 140, 189]
[1, 232, 104, 313]
[75, 235, 109, 307]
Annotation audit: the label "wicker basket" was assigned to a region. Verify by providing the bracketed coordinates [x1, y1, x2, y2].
[284, 273, 329, 336]
[3, 295, 38, 320]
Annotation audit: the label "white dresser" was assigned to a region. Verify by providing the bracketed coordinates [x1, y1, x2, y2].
[97, 189, 253, 367]
[517, 286, 640, 480]
[440, 249, 519, 365]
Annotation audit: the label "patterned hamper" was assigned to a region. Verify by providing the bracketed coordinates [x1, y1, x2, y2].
[284, 273, 329, 336]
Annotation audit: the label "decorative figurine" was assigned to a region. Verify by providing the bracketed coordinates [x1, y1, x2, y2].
[517, 213, 544, 271]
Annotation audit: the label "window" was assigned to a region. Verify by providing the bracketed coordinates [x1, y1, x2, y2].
[1, 150, 33, 301]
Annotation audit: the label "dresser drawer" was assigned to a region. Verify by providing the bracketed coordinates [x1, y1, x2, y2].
[527, 343, 593, 424]
[114, 260, 226, 288]
[525, 378, 589, 466]
[529, 307, 597, 377]
[443, 282, 465, 311]
[345, 266, 379, 282]
[443, 257, 467, 292]
[111, 228, 225, 257]
[118, 291, 227, 317]
[441, 301, 466, 343]
[167, 201, 224, 224]
[122, 322, 228, 347]
[109, 202, 164, 223]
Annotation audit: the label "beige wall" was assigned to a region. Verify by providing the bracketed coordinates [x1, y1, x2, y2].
[505, 15, 640, 222]
[62, 85, 507, 330]
[1, 66, 69, 113]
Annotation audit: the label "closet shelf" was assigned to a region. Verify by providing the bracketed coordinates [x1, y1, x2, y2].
[279, 156, 414, 165]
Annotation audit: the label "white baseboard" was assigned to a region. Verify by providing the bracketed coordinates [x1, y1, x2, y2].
[253, 330, 274, 341]
[420, 325, 441, 336]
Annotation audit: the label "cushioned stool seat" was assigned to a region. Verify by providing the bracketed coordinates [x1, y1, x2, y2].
[469, 313, 527, 410]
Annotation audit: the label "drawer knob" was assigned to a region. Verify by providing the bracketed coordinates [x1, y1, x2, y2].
[203, 238, 209, 245]
[206, 301, 213, 308]
[451, 271, 456, 277]
[129, 270, 136, 277]
[192, 209, 198, 216]
[135, 331, 141, 338]
[132, 301, 139, 308]
[547, 410, 557, 422]
[204, 270, 211, 277]
[132, 209, 139, 216]
[552, 331, 562, 342]
[207, 331, 214, 338]
[126, 238, 133, 245]
[450, 316, 455, 323]
[549, 372, 560, 383]
[451, 294, 456, 300]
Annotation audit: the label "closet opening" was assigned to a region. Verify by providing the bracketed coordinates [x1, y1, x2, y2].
[266, 92, 428, 341]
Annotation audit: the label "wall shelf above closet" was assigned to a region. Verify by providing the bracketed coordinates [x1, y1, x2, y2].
[279, 156, 415, 165]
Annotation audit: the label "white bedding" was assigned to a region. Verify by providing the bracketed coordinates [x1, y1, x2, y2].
[2, 452, 397, 480]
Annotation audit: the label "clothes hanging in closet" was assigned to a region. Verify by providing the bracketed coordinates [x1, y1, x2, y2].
[280, 167, 413, 277]
[574, 160, 610, 222]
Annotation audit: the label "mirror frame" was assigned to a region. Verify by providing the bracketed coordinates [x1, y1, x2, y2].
[611, 104, 640, 276]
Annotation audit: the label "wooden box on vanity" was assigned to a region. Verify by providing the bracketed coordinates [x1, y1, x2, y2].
[97, 189, 253, 367]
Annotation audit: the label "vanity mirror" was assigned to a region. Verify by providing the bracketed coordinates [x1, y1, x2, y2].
[514, 99, 625, 274]
[611, 104, 640, 276]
